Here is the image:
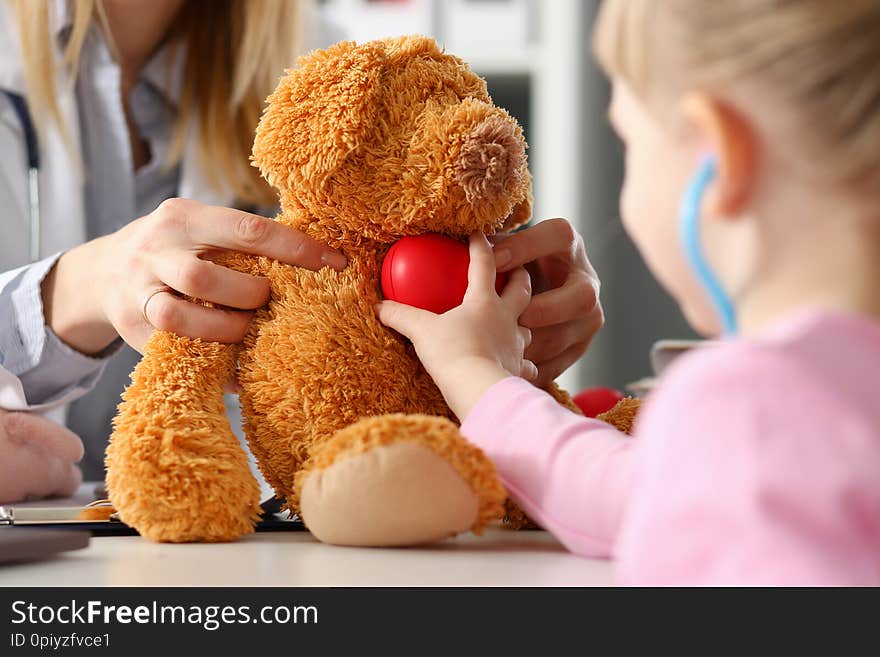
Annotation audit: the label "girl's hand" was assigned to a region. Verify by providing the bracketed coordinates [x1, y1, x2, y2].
[42, 198, 348, 354]
[376, 233, 534, 421]
[0, 410, 83, 504]
[491, 218, 603, 387]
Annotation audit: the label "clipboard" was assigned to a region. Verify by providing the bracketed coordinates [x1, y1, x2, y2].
[0, 528, 90, 564]
[0, 497, 304, 537]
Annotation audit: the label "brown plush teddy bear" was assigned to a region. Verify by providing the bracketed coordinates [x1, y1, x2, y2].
[106, 35, 637, 545]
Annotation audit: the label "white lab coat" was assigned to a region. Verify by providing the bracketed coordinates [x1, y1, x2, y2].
[0, 5, 234, 414]
[0, 5, 340, 415]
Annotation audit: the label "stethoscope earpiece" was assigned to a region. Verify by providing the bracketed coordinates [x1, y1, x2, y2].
[679, 155, 738, 335]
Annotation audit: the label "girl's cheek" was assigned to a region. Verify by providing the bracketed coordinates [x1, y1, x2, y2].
[618, 177, 637, 237]
[619, 153, 700, 314]
[619, 158, 663, 258]
[615, 121, 724, 335]
[618, 154, 647, 239]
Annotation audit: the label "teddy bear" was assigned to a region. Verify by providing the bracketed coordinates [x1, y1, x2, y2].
[105, 35, 638, 545]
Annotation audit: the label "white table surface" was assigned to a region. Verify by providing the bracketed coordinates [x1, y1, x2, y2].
[0, 485, 614, 587]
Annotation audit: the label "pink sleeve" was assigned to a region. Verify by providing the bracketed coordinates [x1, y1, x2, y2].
[615, 346, 880, 586]
[460, 377, 637, 558]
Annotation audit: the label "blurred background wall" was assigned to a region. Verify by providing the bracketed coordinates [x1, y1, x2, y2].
[318, 0, 697, 391]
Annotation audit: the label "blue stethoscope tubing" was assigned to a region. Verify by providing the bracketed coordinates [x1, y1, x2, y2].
[679, 155, 738, 335]
[2, 90, 40, 264]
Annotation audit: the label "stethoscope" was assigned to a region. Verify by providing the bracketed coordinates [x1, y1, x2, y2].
[680, 155, 738, 335]
[2, 90, 41, 263]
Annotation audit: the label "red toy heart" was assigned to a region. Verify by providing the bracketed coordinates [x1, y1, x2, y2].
[573, 387, 625, 418]
[381, 234, 509, 314]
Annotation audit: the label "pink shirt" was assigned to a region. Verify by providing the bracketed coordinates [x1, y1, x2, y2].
[460, 310, 880, 585]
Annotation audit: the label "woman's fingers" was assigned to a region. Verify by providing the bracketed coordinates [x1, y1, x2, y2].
[143, 290, 254, 344]
[520, 359, 539, 382]
[98, 198, 351, 352]
[532, 340, 591, 388]
[519, 273, 600, 329]
[492, 218, 582, 272]
[465, 232, 498, 298]
[156, 254, 271, 310]
[155, 198, 347, 271]
[19, 453, 82, 500]
[33, 459, 83, 499]
[0, 451, 81, 503]
[0, 411, 83, 503]
[524, 315, 601, 365]
[501, 267, 532, 314]
[0, 411, 84, 463]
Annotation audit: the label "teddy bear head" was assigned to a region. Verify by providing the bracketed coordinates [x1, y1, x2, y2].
[252, 35, 532, 245]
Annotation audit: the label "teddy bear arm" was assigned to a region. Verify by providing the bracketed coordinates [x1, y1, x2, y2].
[105, 331, 261, 542]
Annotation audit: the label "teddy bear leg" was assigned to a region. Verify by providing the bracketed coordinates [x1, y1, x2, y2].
[295, 414, 506, 547]
[105, 331, 262, 542]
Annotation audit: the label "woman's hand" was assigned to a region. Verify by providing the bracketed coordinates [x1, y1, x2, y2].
[491, 218, 603, 387]
[42, 198, 348, 354]
[376, 233, 534, 421]
[0, 410, 83, 504]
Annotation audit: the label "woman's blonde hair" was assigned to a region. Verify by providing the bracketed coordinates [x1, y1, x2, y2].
[593, 0, 880, 190]
[12, 0, 306, 206]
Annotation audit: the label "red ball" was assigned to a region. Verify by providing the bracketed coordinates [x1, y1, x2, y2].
[381, 234, 509, 314]
[572, 387, 625, 418]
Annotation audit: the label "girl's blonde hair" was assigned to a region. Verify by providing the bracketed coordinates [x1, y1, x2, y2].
[12, 0, 306, 206]
[593, 0, 880, 190]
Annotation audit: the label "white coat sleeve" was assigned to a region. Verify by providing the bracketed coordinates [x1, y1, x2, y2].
[0, 94, 119, 412]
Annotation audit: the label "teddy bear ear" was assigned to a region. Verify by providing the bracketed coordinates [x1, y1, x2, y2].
[252, 40, 386, 192]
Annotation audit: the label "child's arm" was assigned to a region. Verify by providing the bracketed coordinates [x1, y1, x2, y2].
[376, 233, 636, 557]
[461, 376, 636, 557]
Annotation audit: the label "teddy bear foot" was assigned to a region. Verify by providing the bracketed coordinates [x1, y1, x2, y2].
[106, 421, 263, 543]
[296, 414, 506, 547]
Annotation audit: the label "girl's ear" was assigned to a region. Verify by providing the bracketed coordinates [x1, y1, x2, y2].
[252, 40, 387, 192]
[680, 93, 758, 219]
